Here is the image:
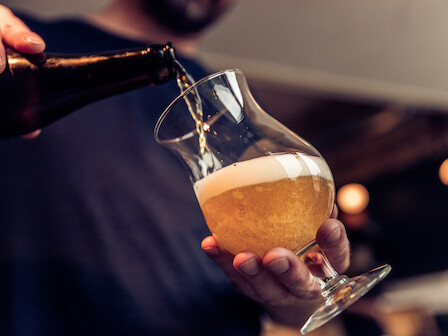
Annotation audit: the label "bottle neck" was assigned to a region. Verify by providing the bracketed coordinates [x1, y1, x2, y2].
[145, 43, 178, 84]
[7, 42, 178, 88]
[0, 43, 179, 138]
[5, 43, 179, 102]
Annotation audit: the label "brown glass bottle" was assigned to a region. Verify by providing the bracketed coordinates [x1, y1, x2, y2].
[0, 43, 178, 138]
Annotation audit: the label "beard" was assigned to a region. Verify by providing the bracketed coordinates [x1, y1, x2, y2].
[141, 0, 233, 35]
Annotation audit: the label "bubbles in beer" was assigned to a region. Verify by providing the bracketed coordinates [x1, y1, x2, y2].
[194, 153, 335, 257]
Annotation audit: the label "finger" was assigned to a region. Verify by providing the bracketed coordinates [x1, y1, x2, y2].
[0, 34, 5, 73]
[234, 251, 297, 306]
[330, 204, 339, 219]
[201, 236, 256, 298]
[316, 218, 350, 273]
[21, 129, 41, 139]
[0, 5, 45, 53]
[262, 248, 321, 300]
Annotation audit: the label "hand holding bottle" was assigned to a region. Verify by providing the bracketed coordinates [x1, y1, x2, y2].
[0, 6, 178, 139]
[0, 4, 45, 138]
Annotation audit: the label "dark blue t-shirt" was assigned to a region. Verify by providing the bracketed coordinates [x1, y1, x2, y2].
[0, 14, 261, 336]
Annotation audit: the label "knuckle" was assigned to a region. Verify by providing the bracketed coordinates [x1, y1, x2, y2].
[2, 23, 13, 31]
[285, 268, 314, 287]
[287, 270, 322, 300]
[1, 14, 27, 34]
[294, 287, 321, 300]
[3, 20, 22, 33]
[0, 5, 14, 17]
[262, 292, 290, 307]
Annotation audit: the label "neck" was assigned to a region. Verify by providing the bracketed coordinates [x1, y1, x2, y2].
[86, 0, 200, 57]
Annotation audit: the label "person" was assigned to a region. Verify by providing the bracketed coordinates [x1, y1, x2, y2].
[0, 1, 351, 335]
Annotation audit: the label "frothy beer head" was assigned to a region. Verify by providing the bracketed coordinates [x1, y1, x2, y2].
[195, 153, 335, 256]
[195, 153, 332, 203]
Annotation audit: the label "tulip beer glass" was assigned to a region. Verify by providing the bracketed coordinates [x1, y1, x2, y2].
[154, 69, 391, 334]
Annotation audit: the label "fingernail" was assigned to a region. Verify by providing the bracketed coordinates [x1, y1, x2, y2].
[325, 227, 342, 245]
[203, 246, 221, 257]
[23, 34, 45, 46]
[238, 258, 260, 276]
[266, 257, 290, 274]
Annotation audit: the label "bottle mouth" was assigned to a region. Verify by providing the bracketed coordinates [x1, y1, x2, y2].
[162, 43, 177, 79]
[146, 42, 178, 84]
[154, 68, 244, 144]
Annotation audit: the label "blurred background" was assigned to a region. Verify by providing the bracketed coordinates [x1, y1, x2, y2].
[4, 0, 448, 335]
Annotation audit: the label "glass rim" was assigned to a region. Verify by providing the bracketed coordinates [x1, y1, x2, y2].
[154, 68, 243, 144]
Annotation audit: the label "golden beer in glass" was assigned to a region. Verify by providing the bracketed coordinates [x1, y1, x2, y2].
[155, 69, 390, 334]
[195, 153, 334, 257]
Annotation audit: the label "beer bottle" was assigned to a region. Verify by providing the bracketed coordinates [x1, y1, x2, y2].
[0, 43, 178, 138]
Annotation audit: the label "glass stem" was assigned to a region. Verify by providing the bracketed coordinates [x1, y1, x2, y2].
[298, 241, 348, 298]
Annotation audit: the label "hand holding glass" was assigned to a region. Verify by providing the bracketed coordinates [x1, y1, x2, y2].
[155, 69, 391, 334]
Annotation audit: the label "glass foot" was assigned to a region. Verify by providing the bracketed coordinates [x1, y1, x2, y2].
[300, 264, 392, 334]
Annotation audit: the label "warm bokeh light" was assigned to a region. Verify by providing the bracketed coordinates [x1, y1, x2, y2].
[439, 159, 448, 186]
[337, 183, 370, 215]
